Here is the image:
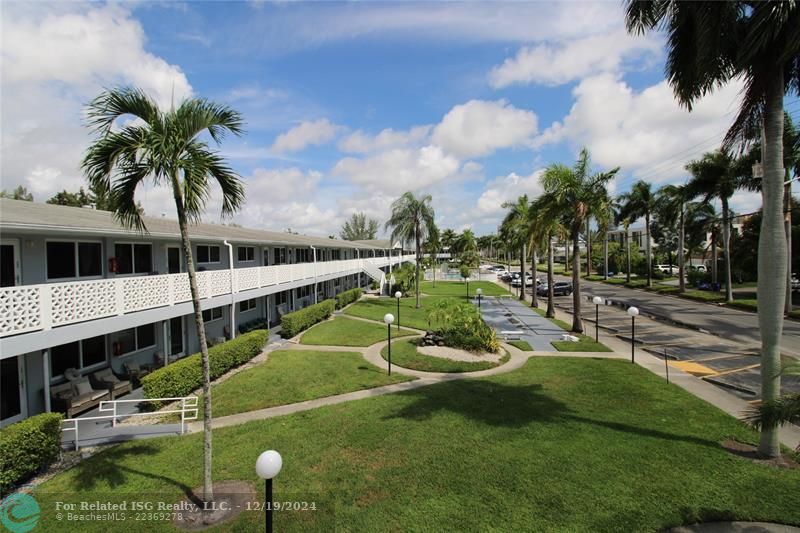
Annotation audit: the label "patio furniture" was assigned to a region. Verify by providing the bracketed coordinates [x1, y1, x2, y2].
[50, 379, 111, 418]
[122, 361, 152, 386]
[90, 368, 132, 399]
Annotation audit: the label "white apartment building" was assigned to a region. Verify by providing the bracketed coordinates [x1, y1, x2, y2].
[0, 199, 412, 426]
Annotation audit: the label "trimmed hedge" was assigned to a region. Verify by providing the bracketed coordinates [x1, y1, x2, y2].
[142, 329, 268, 407]
[335, 288, 362, 310]
[280, 299, 335, 338]
[0, 412, 64, 496]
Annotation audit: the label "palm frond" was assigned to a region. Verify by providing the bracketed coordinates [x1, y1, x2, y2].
[86, 87, 161, 135]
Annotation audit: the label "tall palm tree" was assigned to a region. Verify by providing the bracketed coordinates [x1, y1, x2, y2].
[440, 228, 457, 263]
[625, 0, 799, 459]
[501, 195, 532, 302]
[541, 148, 618, 333]
[385, 192, 436, 309]
[685, 150, 746, 302]
[83, 86, 245, 504]
[617, 181, 656, 287]
[656, 184, 690, 292]
[530, 195, 566, 318]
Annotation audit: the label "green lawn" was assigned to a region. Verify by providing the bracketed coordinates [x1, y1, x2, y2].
[420, 280, 510, 298]
[195, 349, 414, 418]
[33, 358, 800, 532]
[532, 307, 612, 352]
[300, 316, 416, 347]
[380, 338, 509, 373]
[508, 340, 534, 351]
[344, 295, 454, 330]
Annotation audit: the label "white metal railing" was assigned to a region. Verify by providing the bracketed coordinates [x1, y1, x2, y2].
[61, 396, 198, 450]
[0, 254, 415, 338]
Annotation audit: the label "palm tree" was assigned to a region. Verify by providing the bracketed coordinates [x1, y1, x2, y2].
[530, 195, 566, 318]
[385, 192, 436, 309]
[440, 228, 457, 264]
[83, 86, 245, 504]
[617, 181, 656, 287]
[541, 148, 618, 333]
[625, 0, 799, 459]
[656, 184, 690, 292]
[501, 195, 532, 302]
[743, 361, 800, 452]
[685, 150, 747, 302]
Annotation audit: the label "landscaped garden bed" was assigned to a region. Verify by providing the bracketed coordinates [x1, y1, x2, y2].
[300, 316, 416, 347]
[381, 338, 509, 373]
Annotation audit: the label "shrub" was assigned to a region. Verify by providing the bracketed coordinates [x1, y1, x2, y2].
[238, 318, 268, 334]
[688, 269, 712, 288]
[426, 299, 500, 353]
[0, 412, 63, 496]
[335, 288, 362, 309]
[142, 329, 268, 406]
[280, 299, 335, 338]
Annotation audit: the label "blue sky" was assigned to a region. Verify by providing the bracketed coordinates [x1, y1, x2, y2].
[2, 1, 795, 237]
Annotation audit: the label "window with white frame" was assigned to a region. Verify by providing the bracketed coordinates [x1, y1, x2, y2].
[46, 241, 102, 280]
[113, 324, 156, 356]
[50, 335, 107, 378]
[275, 290, 289, 305]
[239, 298, 257, 312]
[237, 246, 255, 262]
[202, 306, 223, 322]
[114, 243, 153, 275]
[274, 248, 287, 265]
[197, 245, 221, 263]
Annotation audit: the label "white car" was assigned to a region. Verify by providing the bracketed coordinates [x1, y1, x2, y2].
[656, 264, 678, 275]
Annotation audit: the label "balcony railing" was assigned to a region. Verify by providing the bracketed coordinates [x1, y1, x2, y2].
[0, 254, 415, 338]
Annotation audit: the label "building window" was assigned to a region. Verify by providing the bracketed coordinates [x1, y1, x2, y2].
[275, 290, 288, 306]
[46, 241, 102, 280]
[239, 298, 256, 312]
[238, 246, 255, 262]
[113, 324, 156, 356]
[50, 335, 107, 378]
[274, 248, 287, 265]
[295, 248, 311, 263]
[202, 307, 224, 322]
[115, 243, 152, 275]
[197, 245, 220, 264]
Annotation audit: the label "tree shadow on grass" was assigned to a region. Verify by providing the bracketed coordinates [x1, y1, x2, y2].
[384, 379, 721, 449]
[60, 443, 202, 506]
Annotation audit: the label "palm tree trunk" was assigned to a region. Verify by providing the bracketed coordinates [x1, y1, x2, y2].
[564, 241, 568, 273]
[547, 235, 555, 318]
[172, 177, 213, 504]
[531, 249, 538, 308]
[415, 224, 421, 309]
[519, 243, 526, 301]
[586, 219, 591, 276]
[711, 230, 718, 287]
[679, 205, 686, 293]
[626, 227, 631, 283]
[432, 254, 436, 288]
[571, 228, 583, 333]
[645, 211, 652, 287]
[758, 72, 787, 458]
[603, 232, 608, 280]
[722, 198, 733, 303]
[785, 179, 792, 315]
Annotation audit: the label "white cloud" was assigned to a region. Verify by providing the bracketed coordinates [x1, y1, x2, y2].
[431, 100, 538, 159]
[489, 30, 660, 88]
[270, 119, 341, 153]
[338, 125, 432, 153]
[534, 74, 744, 184]
[1, 4, 192, 202]
[476, 170, 544, 217]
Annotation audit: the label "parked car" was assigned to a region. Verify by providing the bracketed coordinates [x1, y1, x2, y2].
[689, 264, 707, 272]
[656, 264, 678, 275]
[491, 265, 506, 272]
[537, 281, 573, 296]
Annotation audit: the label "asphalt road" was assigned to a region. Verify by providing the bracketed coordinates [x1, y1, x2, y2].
[550, 274, 800, 357]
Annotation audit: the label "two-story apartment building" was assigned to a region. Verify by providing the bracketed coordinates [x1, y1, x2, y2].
[0, 199, 412, 426]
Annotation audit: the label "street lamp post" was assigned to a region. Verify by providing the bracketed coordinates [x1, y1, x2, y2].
[255, 450, 283, 533]
[476, 288, 482, 310]
[394, 291, 402, 331]
[592, 296, 603, 342]
[384, 313, 395, 375]
[627, 306, 639, 363]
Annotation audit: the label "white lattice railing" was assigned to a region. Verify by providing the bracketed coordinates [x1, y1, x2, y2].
[0, 254, 415, 338]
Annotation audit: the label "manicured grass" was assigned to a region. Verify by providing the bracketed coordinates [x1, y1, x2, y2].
[196, 349, 414, 418]
[726, 299, 758, 312]
[532, 307, 612, 352]
[508, 340, 534, 351]
[33, 358, 800, 532]
[420, 280, 510, 297]
[344, 295, 454, 330]
[381, 338, 508, 373]
[680, 290, 726, 303]
[300, 316, 416, 347]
